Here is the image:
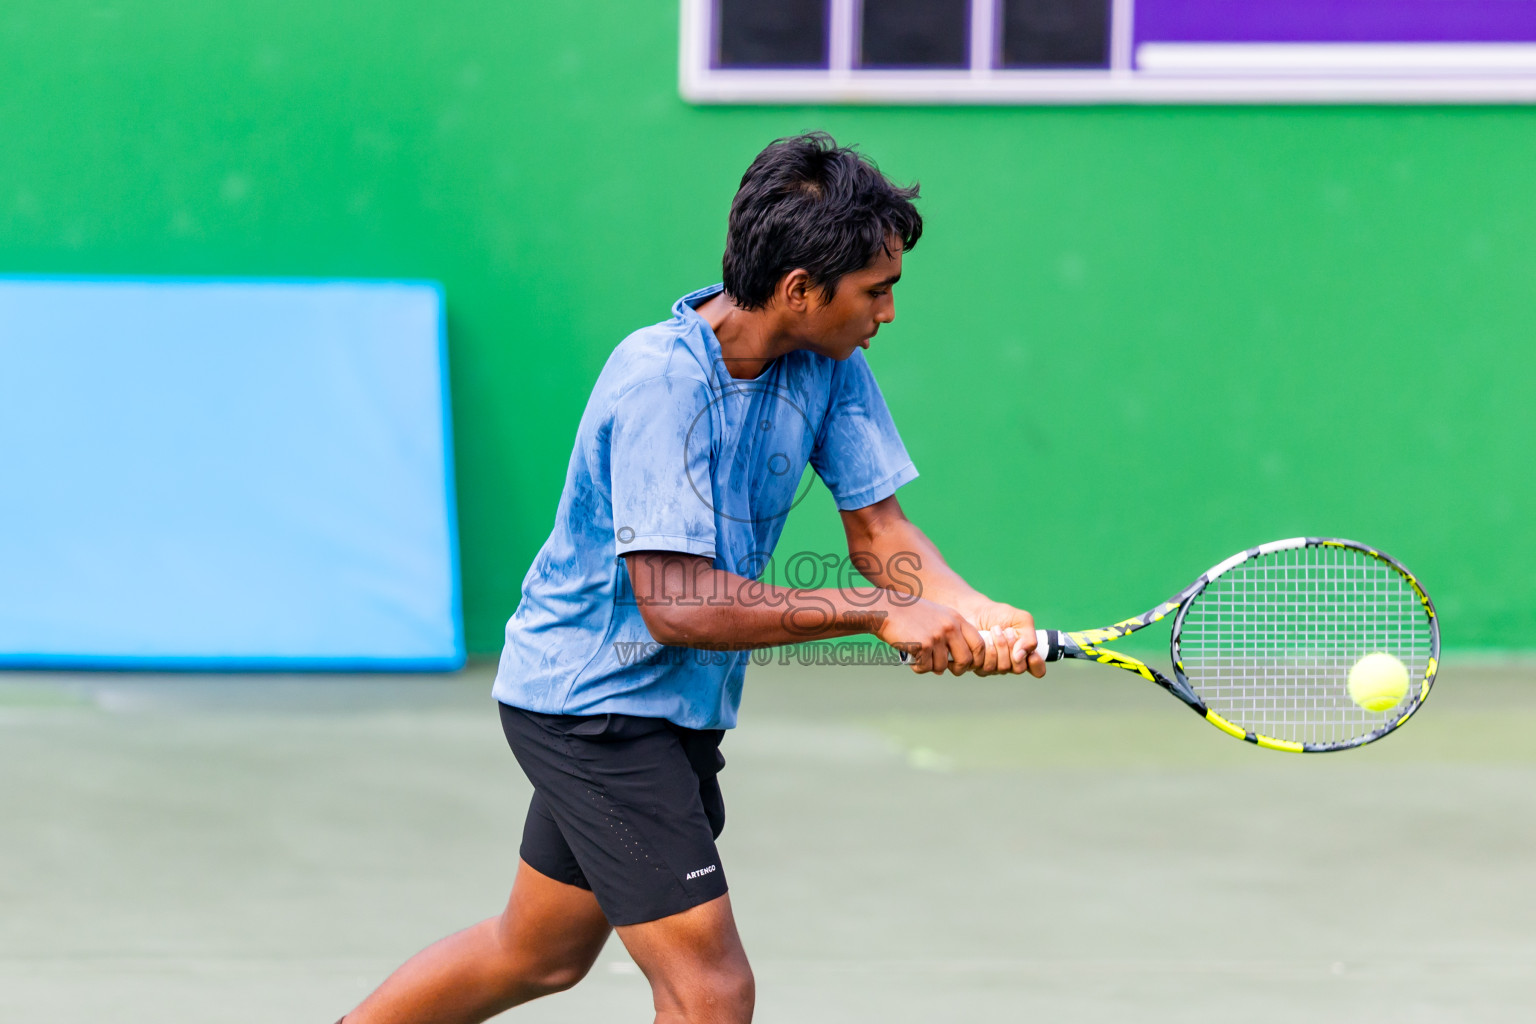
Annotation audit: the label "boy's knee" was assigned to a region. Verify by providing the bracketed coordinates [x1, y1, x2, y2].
[522, 959, 592, 997]
[721, 964, 755, 1015]
[676, 963, 753, 1022]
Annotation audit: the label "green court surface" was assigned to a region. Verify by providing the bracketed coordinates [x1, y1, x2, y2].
[3, 657, 1534, 1022]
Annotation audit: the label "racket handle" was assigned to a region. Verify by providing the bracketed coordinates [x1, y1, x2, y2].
[895, 627, 1060, 665]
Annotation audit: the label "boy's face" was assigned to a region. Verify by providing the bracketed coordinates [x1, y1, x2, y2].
[795, 245, 902, 361]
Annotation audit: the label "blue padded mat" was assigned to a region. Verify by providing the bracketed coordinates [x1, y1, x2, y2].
[0, 278, 463, 669]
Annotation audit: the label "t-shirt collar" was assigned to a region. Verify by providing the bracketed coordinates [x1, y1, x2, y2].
[675, 283, 725, 322]
[675, 284, 733, 385]
[675, 284, 783, 386]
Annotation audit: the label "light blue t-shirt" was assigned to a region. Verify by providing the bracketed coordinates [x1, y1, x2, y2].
[492, 284, 918, 729]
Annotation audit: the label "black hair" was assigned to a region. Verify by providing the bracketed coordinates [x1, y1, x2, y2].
[721, 132, 922, 310]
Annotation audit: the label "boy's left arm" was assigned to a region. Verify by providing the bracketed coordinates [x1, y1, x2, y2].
[840, 495, 1047, 677]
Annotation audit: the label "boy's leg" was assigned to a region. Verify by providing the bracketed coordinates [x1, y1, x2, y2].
[619, 893, 754, 1024]
[341, 858, 611, 1024]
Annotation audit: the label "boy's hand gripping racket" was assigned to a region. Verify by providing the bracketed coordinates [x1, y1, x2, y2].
[921, 537, 1439, 753]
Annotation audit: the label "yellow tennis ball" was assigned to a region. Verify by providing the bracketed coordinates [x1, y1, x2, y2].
[1347, 652, 1409, 713]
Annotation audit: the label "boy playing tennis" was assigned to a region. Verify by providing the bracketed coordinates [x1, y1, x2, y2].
[343, 132, 1045, 1024]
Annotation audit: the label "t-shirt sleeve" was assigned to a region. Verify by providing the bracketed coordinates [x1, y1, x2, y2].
[607, 376, 718, 558]
[809, 350, 918, 510]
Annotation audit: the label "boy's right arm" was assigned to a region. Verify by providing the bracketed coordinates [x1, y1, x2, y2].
[623, 552, 988, 675]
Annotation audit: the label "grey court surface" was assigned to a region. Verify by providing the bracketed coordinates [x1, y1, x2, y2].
[3, 656, 1534, 1022]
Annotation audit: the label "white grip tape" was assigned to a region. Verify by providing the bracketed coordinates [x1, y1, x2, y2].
[896, 625, 1047, 665]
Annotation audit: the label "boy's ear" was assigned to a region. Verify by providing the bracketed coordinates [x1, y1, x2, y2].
[779, 268, 812, 312]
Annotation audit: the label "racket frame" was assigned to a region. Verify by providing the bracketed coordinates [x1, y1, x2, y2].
[1037, 537, 1440, 753]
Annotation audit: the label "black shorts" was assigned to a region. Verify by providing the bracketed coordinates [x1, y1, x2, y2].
[498, 702, 730, 927]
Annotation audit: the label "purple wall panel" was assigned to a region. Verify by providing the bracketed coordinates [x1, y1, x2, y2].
[1135, 1, 1536, 45]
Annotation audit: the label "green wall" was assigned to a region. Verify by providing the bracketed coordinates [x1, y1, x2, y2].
[4, 2, 1532, 653]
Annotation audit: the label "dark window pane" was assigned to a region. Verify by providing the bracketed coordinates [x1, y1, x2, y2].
[860, 0, 969, 69]
[1000, 0, 1110, 68]
[718, 0, 828, 69]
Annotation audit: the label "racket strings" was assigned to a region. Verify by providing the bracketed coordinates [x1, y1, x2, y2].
[1177, 544, 1433, 747]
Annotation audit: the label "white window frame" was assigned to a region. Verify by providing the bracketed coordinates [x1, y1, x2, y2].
[679, 0, 1536, 105]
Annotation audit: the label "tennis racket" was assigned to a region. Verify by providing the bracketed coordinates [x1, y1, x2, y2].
[912, 537, 1440, 753]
